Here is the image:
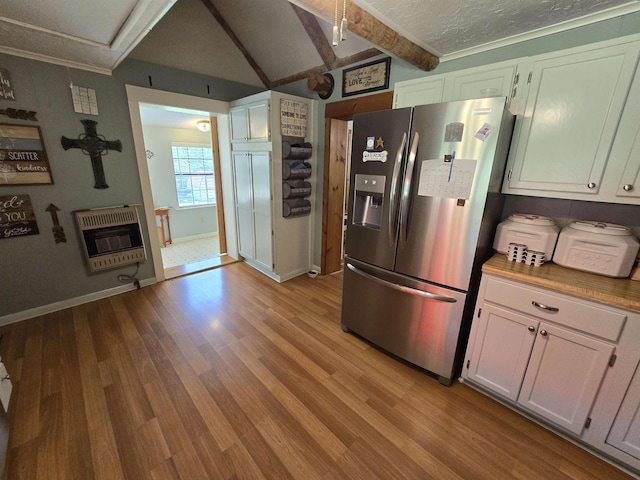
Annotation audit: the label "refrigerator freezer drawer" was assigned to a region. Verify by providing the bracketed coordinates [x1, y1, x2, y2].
[341, 262, 467, 384]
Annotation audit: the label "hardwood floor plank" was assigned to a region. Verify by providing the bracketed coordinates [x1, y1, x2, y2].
[1, 262, 635, 479]
[88, 423, 125, 480]
[9, 316, 43, 447]
[139, 333, 210, 441]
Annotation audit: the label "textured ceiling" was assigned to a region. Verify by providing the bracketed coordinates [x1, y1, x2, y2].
[0, 0, 177, 73]
[356, 0, 640, 56]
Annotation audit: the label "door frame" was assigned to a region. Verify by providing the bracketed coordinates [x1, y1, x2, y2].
[126, 85, 237, 282]
[321, 91, 394, 274]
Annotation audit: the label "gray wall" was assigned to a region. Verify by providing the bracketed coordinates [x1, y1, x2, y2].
[0, 55, 262, 319]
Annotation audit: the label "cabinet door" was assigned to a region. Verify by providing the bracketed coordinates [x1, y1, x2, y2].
[609, 67, 640, 202]
[393, 76, 445, 108]
[233, 153, 255, 258]
[247, 101, 270, 142]
[505, 41, 640, 196]
[251, 153, 272, 268]
[445, 60, 521, 112]
[466, 304, 537, 401]
[230, 107, 249, 142]
[234, 153, 252, 209]
[518, 323, 614, 436]
[607, 362, 640, 459]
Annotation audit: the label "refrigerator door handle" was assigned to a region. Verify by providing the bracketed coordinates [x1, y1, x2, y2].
[400, 132, 420, 246]
[389, 132, 408, 246]
[346, 263, 457, 303]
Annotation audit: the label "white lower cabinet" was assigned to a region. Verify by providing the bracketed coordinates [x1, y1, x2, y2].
[465, 280, 616, 436]
[464, 272, 640, 474]
[607, 364, 640, 459]
[516, 322, 613, 435]
[466, 304, 536, 401]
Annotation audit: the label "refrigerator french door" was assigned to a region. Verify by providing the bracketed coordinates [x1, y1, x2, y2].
[341, 97, 515, 385]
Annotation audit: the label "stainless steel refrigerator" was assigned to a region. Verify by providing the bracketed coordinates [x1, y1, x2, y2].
[341, 97, 515, 385]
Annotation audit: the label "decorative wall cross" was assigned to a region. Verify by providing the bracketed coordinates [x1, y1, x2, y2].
[61, 119, 122, 189]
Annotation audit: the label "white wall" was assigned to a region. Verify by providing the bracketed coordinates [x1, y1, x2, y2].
[141, 125, 218, 239]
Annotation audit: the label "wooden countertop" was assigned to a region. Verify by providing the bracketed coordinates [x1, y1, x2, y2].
[482, 254, 640, 313]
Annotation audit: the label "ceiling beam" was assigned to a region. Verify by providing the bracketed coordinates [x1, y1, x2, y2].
[199, 0, 272, 88]
[288, 0, 439, 71]
[290, 4, 336, 70]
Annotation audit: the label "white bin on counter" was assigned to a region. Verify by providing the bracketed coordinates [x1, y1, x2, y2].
[553, 221, 640, 278]
[493, 214, 560, 259]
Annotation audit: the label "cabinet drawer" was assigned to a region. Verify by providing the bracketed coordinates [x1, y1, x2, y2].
[483, 276, 626, 341]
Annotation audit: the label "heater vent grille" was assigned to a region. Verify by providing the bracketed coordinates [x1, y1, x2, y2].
[74, 206, 146, 272]
[76, 207, 139, 230]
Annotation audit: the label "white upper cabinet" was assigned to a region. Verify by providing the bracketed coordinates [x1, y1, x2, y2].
[604, 63, 640, 203]
[503, 40, 640, 199]
[444, 59, 523, 112]
[393, 59, 522, 110]
[230, 100, 270, 142]
[393, 76, 445, 108]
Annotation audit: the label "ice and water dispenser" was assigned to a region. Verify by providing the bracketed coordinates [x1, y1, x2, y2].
[352, 174, 386, 230]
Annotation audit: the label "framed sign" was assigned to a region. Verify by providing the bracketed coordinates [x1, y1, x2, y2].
[342, 57, 391, 97]
[0, 194, 39, 239]
[0, 124, 53, 185]
[0, 68, 16, 101]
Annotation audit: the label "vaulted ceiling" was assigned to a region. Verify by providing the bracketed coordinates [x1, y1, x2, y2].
[1, 0, 639, 88]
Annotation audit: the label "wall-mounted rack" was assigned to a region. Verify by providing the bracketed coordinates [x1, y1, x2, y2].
[282, 140, 312, 218]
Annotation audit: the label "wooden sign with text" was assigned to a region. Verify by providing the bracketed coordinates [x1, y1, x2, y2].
[0, 194, 39, 239]
[0, 124, 53, 185]
[342, 58, 391, 97]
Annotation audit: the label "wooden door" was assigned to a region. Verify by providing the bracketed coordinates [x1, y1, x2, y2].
[321, 91, 393, 274]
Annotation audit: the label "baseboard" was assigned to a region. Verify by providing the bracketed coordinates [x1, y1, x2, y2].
[0, 277, 157, 326]
[172, 232, 218, 243]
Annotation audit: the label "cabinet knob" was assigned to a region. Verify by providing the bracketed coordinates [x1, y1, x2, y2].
[540, 330, 548, 337]
[587, 182, 597, 189]
[623, 184, 634, 192]
[528, 326, 536, 332]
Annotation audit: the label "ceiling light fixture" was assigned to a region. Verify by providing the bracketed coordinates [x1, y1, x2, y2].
[196, 120, 211, 132]
[340, 0, 347, 42]
[333, 0, 339, 46]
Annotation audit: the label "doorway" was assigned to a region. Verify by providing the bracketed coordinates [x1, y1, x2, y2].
[138, 105, 228, 278]
[126, 86, 239, 282]
[321, 91, 394, 274]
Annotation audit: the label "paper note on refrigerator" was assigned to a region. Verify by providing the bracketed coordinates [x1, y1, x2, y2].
[417, 159, 477, 199]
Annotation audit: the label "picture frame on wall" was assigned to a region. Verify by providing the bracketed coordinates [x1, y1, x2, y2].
[0, 123, 53, 185]
[342, 57, 391, 97]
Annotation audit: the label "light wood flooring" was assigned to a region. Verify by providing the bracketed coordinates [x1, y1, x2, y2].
[0, 262, 635, 479]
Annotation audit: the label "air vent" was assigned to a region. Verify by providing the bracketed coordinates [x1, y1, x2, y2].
[75, 206, 146, 272]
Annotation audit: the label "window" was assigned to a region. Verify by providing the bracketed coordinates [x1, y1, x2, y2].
[171, 144, 216, 207]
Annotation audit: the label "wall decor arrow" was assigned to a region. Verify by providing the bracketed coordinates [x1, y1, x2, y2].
[45, 203, 66, 243]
